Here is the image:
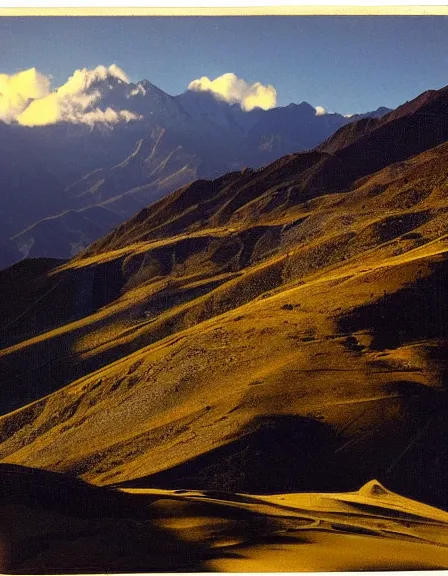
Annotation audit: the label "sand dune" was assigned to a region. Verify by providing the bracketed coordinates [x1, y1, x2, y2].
[1, 464, 447, 573]
[123, 479, 448, 572]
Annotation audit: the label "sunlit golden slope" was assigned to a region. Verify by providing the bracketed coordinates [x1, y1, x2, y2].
[0, 130, 447, 515]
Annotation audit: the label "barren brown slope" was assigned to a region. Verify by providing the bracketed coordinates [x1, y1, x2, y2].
[318, 85, 448, 155]
[1, 140, 447, 412]
[0, 135, 447, 509]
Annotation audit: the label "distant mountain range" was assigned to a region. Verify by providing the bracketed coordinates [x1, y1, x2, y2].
[0, 74, 390, 269]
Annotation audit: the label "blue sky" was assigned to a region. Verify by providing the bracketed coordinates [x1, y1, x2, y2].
[1, 16, 448, 115]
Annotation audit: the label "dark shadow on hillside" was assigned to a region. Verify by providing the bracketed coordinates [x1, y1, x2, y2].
[117, 415, 352, 494]
[0, 463, 146, 519]
[0, 258, 68, 349]
[337, 256, 448, 509]
[116, 404, 448, 511]
[0, 464, 222, 574]
[338, 257, 448, 350]
[381, 403, 448, 511]
[342, 381, 448, 511]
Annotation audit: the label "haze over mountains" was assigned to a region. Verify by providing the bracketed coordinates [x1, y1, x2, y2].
[0, 65, 390, 270]
[1, 70, 448, 572]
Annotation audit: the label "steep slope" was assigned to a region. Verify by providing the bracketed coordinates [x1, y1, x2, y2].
[0, 128, 447, 511]
[318, 85, 448, 159]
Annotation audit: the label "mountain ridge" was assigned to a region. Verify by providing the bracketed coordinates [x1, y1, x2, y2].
[0, 77, 391, 270]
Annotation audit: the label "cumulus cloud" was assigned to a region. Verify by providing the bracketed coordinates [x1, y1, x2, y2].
[57, 64, 129, 99]
[188, 72, 277, 111]
[1, 64, 141, 127]
[315, 106, 327, 116]
[129, 84, 146, 97]
[0, 68, 51, 123]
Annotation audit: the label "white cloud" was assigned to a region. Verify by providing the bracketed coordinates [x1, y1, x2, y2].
[1, 64, 141, 127]
[0, 68, 51, 123]
[188, 72, 277, 111]
[57, 64, 129, 99]
[79, 107, 139, 125]
[129, 84, 146, 97]
[315, 106, 326, 116]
